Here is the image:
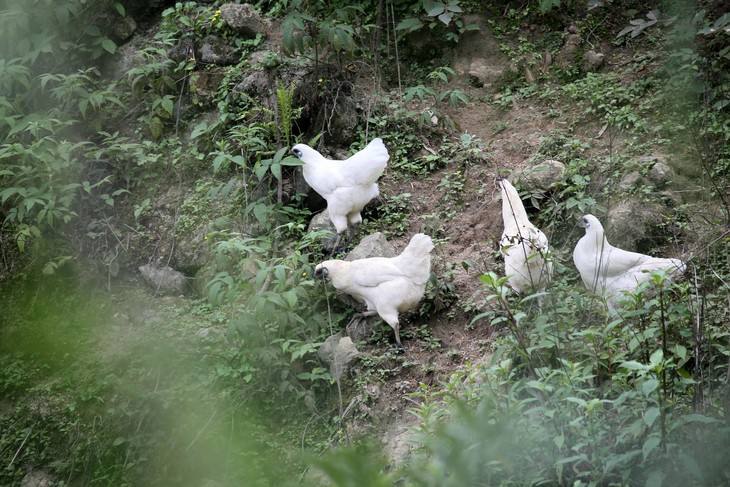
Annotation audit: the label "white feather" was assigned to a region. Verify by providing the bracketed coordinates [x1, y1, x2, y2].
[499, 179, 552, 293]
[315, 233, 434, 345]
[573, 214, 686, 308]
[293, 138, 389, 233]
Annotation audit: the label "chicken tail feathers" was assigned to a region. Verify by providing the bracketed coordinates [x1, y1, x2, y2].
[396, 233, 434, 285]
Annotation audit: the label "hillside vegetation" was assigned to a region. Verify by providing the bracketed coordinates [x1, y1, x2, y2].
[1, 0, 729, 485]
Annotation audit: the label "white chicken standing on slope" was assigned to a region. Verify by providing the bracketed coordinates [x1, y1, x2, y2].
[573, 214, 686, 308]
[498, 177, 553, 293]
[291, 138, 389, 249]
[314, 233, 434, 349]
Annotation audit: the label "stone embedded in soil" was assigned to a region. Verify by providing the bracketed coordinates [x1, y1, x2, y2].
[345, 232, 396, 261]
[307, 209, 341, 252]
[167, 37, 195, 63]
[606, 199, 666, 251]
[20, 470, 55, 487]
[583, 50, 605, 71]
[318, 333, 360, 380]
[514, 159, 566, 191]
[198, 35, 239, 65]
[139, 264, 187, 296]
[219, 3, 268, 38]
[233, 70, 270, 99]
[619, 171, 643, 191]
[346, 315, 381, 343]
[189, 70, 226, 106]
[557, 33, 582, 66]
[648, 162, 673, 186]
[111, 14, 137, 43]
[452, 14, 509, 88]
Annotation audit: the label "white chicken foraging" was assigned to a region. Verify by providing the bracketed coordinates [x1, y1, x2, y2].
[573, 214, 686, 308]
[292, 138, 389, 249]
[498, 178, 552, 293]
[314, 233, 434, 349]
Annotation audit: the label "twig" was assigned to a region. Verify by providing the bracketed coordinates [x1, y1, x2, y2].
[389, 1, 402, 95]
[8, 428, 32, 469]
[185, 409, 217, 451]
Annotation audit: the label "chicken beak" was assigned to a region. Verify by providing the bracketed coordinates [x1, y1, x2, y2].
[314, 267, 328, 279]
[577, 218, 587, 228]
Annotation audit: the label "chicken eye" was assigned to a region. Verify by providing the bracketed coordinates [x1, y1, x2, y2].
[292, 148, 302, 157]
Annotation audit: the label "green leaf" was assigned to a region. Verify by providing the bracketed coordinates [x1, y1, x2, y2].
[280, 155, 303, 166]
[649, 349, 663, 366]
[642, 436, 660, 460]
[270, 163, 282, 181]
[101, 38, 117, 54]
[161, 97, 174, 116]
[424, 0, 446, 17]
[396, 17, 424, 32]
[641, 379, 659, 396]
[620, 361, 646, 371]
[645, 469, 664, 487]
[643, 407, 660, 427]
[190, 121, 209, 139]
[114, 2, 126, 16]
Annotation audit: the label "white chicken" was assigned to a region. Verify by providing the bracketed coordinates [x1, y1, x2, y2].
[573, 214, 686, 308]
[314, 233, 434, 349]
[292, 138, 389, 248]
[498, 178, 552, 294]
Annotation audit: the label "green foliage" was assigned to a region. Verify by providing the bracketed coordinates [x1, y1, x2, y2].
[563, 72, 653, 131]
[396, 0, 478, 44]
[398, 263, 730, 486]
[282, 1, 362, 65]
[362, 193, 412, 237]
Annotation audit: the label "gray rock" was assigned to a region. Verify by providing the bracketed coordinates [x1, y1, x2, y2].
[318, 334, 359, 380]
[557, 33, 581, 67]
[189, 70, 225, 106]
[232, 70, 269, 99]
[106, 36, 146, 80]
[21, 471, 55, 487]
[648, 162, 673, 186]
[515, 159, 566, 191]
[606, 199, 665, 251]
[346, 315, 381, 343]
[219, 3, 268, 38]
[308, 210, 341, 252]
[583, 50, 605, 71]
[198, 35, 238, 65]
[325, 96, 359, 146]
[453, 15, 509, 88]
[139, 264, 187, 295]
[111, 15, 137, 43]
[382, 416, 417, 467]
[345, 232, 396, 261]
[619, 171, 642, 191]
[167, 37, 195, 63]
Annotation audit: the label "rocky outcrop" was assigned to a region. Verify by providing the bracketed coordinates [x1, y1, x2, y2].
[307, 210, 341, 252]
[219, 3, 268, 37]
[606, 199, 666, 251]
[344, 232, 396, 261]
[583, 50, 605, 71]
[514, 159, 566, 191]
[139, 264, 187, 295]
[453, 15, 509, 88]
[189, 70, 225, 106]
[198, 35, 239, 65]
[318, 333, 360, 380]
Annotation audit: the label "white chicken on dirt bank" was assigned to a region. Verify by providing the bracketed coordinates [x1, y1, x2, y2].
[498, 177, 552, 294]
[292, 138, 389, 249]
[314, 233, 434, 349]
[573, 214, 686, 309]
